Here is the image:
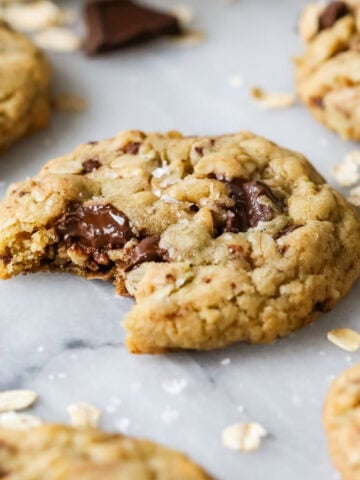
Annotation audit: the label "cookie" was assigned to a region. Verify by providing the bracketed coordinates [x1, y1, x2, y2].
[0, 21, 51, 153]
[324, 364, 360, 480]
[0, 424, 212, 479]
[0, 130, 359, 353]
[296, 1, 360, 140]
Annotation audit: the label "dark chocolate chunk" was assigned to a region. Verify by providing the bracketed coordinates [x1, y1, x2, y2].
[273, 224, 302, 240]
[84, 0, 181, 55]
[82, 159, 101, 174]
[319, 1, 349, 30]
[220, 179, 283, 234]
[56, 203, 134, 251]
[126, 235, 167, 270]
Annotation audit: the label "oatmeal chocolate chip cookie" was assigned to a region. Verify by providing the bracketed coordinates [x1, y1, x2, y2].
[0, 130, 359, 353]
[296, 1, 360, 140]
[0, 424, 212, 479]
[324, 364, 360, 480]
[0, 21, 51, 153]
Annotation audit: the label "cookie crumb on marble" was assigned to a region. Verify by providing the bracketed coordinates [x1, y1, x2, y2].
[222, 422, 267, 452]
[327, 328, 360, 352]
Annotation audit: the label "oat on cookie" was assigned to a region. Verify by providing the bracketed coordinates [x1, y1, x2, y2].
[0, 21, 51, 153]
[324, 364, 360, 479]
[296, 1, 360, 140]
[0, 130, 359, 353]
[0, 424, 212, 479]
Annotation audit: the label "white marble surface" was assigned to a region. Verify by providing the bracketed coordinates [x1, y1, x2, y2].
[0, 1, 359, 478]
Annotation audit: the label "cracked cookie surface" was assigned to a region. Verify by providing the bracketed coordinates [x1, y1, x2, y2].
[296, 1, 360, 140]
[0, 21, 51, 153]
[0, 130, 359, 353]
[0, 424, 212, 479]
[324, 364, 360, 480]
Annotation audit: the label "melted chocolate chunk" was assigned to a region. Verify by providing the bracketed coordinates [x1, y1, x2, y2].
[273, 224, 302, 240]
[84, 0, 181, 55]
[319, 1, 349, 30]
[56, 203, 134, 251]
[123, 142, 141, 155]
[126, 235, 167, 270]
[221, 179, 283, 233]
[82, 159, 101, 174]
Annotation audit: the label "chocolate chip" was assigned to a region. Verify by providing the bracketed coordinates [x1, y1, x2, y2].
[194, 146, 204, 156]
[219, 178, 283, 234]
[310, 97, 324, 109]
[81, 159, 101, 174]
[126, 235, 167, 270]
[56, 203, 134, 251]
[273, 224, 302, 240]
[189, 204, 199, 212]
[314, 300, 331, 313]
[319, 1, 349, 30]
[84, 0, 181, 55]
[122, 142, 141, 155]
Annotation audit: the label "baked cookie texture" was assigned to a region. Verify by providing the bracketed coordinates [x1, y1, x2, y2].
[324, 364, 360, 480]
[0, 130, 359, 353]
[0, 424, 212, 479]
[296, 1, 360, 140]
[0, 21, 51, 153]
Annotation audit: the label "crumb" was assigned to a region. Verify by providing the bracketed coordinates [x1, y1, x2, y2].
[222, 422, 267, 452]
[251, 86, 296, 109]
[327, 328, 360, 352]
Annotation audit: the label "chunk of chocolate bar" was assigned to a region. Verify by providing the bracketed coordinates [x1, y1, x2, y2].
[84, 0, 181, 55]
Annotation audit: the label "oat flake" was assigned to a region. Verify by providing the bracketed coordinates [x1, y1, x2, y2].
[67, 402, 101, 428]
[0, 411, 42, 430]
[222, 422, 267, 452]
[327, 328, 360, 352]
[0, 389, 37, 413]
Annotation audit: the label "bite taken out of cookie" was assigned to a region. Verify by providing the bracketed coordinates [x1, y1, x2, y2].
[0, 130, 359, 353]
[296, 1, 360, 141]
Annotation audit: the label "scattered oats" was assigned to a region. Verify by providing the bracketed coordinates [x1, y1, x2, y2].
[222, 422, 267, 452]
[251, 87, 296, 109]
[116, 417, 131, 432]
[0, 390, 37, 413]
[161, 406, 179, 424]
[172, 29, 205, 46]
[37, 345, 45, 353]
[298, 3, 325, 42]
[348, 186, 360, 206]
[332, 151, 360, 187]
[67, 402, 101, 428]
[228, 75, 244, 88]
[0, 1, 64, 32]
[220, 357, 231, 366]
[327, 328, 360, 352]
[52, 93, 88, 112]
[0, 412, 42, 430]
[162, 378, 187, 395]
[34, 27, 81, 51]
[170, 4, 194, 28]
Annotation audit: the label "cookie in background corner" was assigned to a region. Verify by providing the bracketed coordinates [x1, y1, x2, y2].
[295, 1, 360, 141]
[0, 21, 51, 153]
[324, 363, 360, 480]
